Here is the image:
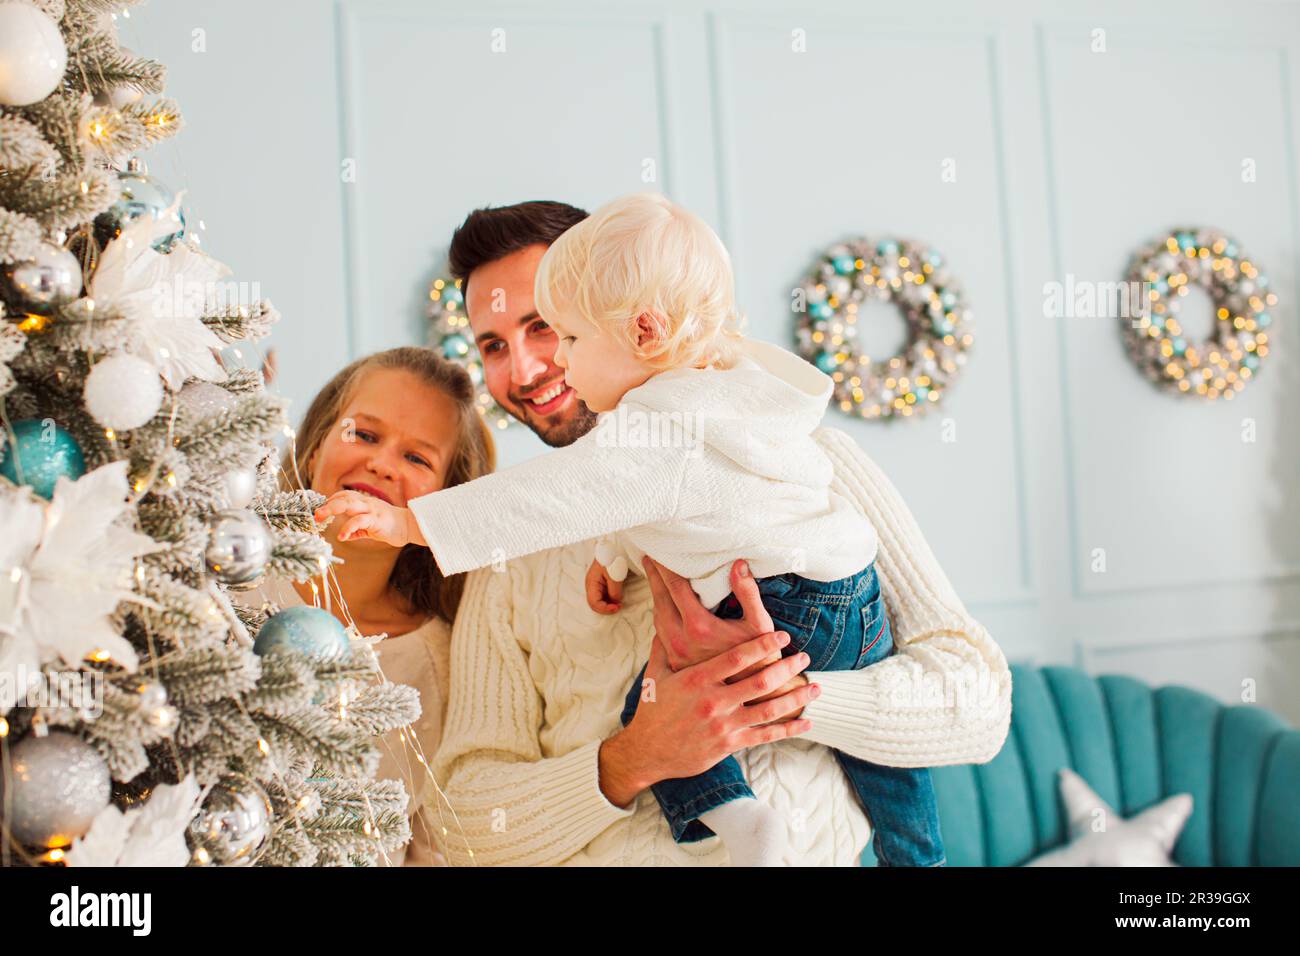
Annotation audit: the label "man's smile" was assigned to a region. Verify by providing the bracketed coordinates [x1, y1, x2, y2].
[518, 380, 574, 415]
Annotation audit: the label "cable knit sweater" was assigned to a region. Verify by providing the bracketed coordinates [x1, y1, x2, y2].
[408, 337, 877, 610]
[429, 426, 1013, 866]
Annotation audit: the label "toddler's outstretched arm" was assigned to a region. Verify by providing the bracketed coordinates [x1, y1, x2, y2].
[313, 491, 427, 548]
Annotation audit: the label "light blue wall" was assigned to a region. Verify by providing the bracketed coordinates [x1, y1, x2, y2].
[122, 0, 1300, 721]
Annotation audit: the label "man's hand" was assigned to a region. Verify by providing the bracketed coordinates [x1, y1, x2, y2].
[643, 557, 773, 671]
[642, 556, 810, 703]
[313, 490, 427, 548]
[597, 630, 821, 808]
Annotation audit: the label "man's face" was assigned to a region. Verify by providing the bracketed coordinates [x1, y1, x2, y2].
[465, 244, 598, 447]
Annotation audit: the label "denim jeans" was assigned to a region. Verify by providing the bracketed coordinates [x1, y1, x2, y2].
[620, 562, 947, 866]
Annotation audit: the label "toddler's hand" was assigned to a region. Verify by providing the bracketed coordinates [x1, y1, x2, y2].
[585, 558, 625, 615]
[313, 490, 426, 548]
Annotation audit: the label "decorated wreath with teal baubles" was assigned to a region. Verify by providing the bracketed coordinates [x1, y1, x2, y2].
[1121, 227, 1274, 400]
[793, 238, 973, 421]
[426, 275, 514, 431]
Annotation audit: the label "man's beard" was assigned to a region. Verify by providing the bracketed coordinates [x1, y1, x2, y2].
[515, 394, 599, 448]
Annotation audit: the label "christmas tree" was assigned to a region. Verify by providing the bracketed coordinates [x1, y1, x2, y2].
[0, 0, 420, 866]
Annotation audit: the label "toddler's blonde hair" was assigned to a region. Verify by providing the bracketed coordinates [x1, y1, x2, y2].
[535, 191, 745, 371]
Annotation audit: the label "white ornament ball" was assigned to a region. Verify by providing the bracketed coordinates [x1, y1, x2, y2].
[85, 353, 164, 431]
[0, 4, 68, 107]
[176, 380, 236, 418]
[107, 83, 142, 109]
[224, 465, 258, 509]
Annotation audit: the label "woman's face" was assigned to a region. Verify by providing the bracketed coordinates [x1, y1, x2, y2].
[307, 368, 462, 523]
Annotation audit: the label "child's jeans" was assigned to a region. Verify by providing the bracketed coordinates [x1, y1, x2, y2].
[619, 562, 947, 866]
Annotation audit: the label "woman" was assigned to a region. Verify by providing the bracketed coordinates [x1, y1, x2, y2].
[243, 346, 495, 865]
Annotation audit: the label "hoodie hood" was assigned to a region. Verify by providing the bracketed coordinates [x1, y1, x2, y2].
[620, 337, 835, 485]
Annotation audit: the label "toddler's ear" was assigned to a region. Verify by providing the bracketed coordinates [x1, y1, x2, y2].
[634, 311, 667, 349]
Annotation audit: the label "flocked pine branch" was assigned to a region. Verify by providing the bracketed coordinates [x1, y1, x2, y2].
[1, 0, 423, 868]
[202, 300, 281, 343]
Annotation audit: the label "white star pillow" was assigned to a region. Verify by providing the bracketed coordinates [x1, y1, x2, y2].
[1025, 767, 1193, 866]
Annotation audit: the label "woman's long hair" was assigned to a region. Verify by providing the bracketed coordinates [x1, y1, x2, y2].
[282, 347, 496, 624]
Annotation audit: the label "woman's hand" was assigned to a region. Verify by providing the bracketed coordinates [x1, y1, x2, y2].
[313, 490, 427, 548]
[598, 630, 820, 806]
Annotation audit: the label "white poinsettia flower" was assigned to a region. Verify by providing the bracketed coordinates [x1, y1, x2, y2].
[66, 773, 202, 867]
[90, 191, 230, 389]
[0, 461, 161, 678]
[0, 490, 47, 709]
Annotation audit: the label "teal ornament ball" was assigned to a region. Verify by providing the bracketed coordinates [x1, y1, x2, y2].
[441, 332, 470, 359]
[253, 606, 350, 661]
[94, 166, 186, 253]
[0, 419, 86, 499]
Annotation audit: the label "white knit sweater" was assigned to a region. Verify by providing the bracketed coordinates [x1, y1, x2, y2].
[409, 338, 878, 610]
[429, 427, 1013, 866]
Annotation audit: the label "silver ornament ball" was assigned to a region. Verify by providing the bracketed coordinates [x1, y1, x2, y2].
[0, 731, 110, 847]
[1, 240, 82, 315]
[187, 773, 272, 866]
[204, 509, 272, 586]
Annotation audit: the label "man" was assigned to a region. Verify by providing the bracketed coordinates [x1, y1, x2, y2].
[430, 200, 1012, 865]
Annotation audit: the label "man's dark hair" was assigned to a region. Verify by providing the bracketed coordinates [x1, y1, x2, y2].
[447, 200, 589, 296]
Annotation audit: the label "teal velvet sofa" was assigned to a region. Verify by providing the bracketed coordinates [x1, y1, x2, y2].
[860, 663, 1300, 866]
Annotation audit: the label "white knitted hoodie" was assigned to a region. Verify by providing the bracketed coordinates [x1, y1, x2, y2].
[428, 427, 1013, 866]
[409, 337, 877, 610]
